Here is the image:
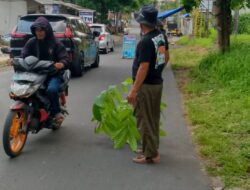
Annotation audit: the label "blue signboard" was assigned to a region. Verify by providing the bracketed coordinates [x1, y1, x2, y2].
[122, 35, 137, 59]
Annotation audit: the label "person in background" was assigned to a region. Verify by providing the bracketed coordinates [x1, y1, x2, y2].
[127, 5, 170, 164]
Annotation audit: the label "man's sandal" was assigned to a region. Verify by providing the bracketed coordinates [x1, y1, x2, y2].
[132, 154, 160, 164]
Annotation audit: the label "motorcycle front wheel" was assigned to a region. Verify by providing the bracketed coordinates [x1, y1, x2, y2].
[3, 110, 28, 158]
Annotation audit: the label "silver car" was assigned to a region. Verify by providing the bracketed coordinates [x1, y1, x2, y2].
[89, 24, 115, 54]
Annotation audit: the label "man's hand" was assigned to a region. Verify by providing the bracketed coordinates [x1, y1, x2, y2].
[127, 89, 137, 107]
[54, 62, 64, 70]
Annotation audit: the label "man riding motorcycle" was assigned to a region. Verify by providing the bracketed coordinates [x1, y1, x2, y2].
[21, 16, 70, 126]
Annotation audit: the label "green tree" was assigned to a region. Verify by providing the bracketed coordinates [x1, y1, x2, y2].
[160, 1, 178, 11]
[182, 0, 250, 53]
[72, 0, 153, 23]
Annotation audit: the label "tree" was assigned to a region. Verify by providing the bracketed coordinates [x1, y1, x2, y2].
[182, 0, 250, 53]
[72, 0, 153, 23]
[160, 1, 178, 11]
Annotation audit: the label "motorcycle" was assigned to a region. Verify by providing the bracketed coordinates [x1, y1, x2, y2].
[2, 56, 70, 158]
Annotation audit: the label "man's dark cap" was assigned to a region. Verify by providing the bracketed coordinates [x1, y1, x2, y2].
[134, 5, 158, 27]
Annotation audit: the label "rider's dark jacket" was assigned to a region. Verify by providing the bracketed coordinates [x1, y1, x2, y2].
[21, 16, 69, 74]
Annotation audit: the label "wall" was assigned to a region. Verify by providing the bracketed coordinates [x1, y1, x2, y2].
[0, 0, 27, 34]
[26, 0, 45, 14]
[0, 0, 27, 35]
[240, 8, 250, 15]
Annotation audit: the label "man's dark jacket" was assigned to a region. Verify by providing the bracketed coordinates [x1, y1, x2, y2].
[21, 16, 69, 70]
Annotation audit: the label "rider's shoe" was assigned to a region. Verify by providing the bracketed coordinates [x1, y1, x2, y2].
[53, 113, 64, 127]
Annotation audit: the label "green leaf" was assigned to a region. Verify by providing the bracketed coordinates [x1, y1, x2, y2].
[113, 126, 128, 149]
[116, 108, 131, 122]
[92, 104, 102, 122]
[94, 90, 108, 107]
[101, 123, 114, 138]
[107, 85, 122, 102]
[95, 125, 103, 134]
[127, 134, 138, 151]
[160, 128, 167, 137]
[160, 101, 167, 112]
[121, 77, 133, 93]
[128, 118, 141, 140]
[124, 77, 133, 85]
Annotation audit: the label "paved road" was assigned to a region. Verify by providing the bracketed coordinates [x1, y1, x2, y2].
[0, 20, 211, 189]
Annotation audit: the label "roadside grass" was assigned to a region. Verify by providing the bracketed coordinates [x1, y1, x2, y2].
[177, 29, 217, 48]
[170, 45, 209, 69]
[171, 35, 250, 189]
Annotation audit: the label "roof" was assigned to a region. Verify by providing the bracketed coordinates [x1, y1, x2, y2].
[21, 13, 80, 19]
[158, 7, 184, 19]
[33, 0, 95, 12]
[33, 0, 60, 4]
[88, 23, 105, 27]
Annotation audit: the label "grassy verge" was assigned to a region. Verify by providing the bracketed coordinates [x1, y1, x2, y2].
[171, 35, 250, 189]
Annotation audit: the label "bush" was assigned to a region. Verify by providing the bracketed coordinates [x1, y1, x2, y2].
[238, 13, 250, 34]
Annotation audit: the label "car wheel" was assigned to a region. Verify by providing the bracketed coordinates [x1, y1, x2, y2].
[71, 53, 83, 77]
[91, 53, 100, 68]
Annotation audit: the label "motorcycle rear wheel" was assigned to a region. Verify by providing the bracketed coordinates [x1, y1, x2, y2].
[3, 110, 28, 158]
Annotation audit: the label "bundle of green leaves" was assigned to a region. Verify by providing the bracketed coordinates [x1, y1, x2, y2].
[92, 78, 167, 151]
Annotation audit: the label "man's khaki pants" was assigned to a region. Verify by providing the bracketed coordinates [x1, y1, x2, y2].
[134, 84, 163, 158]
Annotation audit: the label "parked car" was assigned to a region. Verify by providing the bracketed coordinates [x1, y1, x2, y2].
[89, 23, 115, 54]
[10, 14, 100, 77]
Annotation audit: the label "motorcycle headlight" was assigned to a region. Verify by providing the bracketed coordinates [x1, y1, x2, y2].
[26, 84, 40, 95]
[11, 82, 40, 98]
[11, 82, 30, 97]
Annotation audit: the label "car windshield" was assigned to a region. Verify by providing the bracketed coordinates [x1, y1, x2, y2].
[90, 26, 104, 33]
[16, 17, 67, 34]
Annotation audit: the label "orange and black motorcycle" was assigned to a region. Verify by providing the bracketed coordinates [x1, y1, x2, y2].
[3, 56, 70, 158]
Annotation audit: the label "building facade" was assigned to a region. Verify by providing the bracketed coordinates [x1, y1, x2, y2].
[0, 0, 27, 35]
[0, 0, 94, 35]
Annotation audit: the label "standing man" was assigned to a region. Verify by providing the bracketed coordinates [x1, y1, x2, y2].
[21, 16, 69, 126]
[127, 5, 170, 164]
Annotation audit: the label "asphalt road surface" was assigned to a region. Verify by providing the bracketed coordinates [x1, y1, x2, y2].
[0, 46, 211, 190]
